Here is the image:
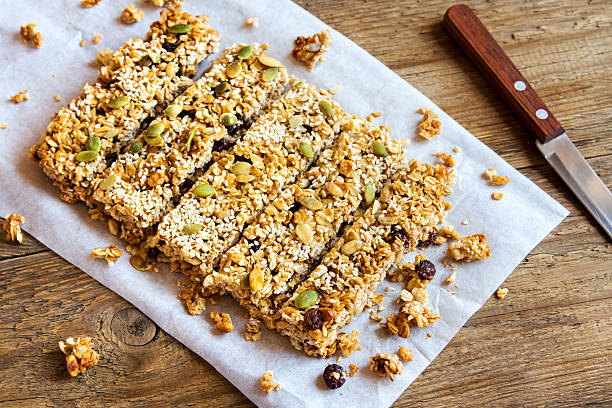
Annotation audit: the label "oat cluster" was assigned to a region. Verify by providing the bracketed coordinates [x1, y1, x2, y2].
[337, 330, 361, 357]
[397, 346, 414, 362]
[81, 0, 101, 7]
[120, 4, 145, 24]
[10, 90, 29, 104]
[20, 24, 42, 48]
[210, 311, 234, 333]
[90, 243, 123, 265]
[59, 337, 100, 377]
[417, 107, 441, 140]
[447, 233, 491, 262]
[369, 352, 403, 381]
[259, 370, 279, 394]
[3, 214, 25, 243]
[292, 29, 333, 71]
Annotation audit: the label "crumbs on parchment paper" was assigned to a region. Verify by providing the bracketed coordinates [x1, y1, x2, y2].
[93, 34, 102, 44]
[492, 192, 504, 200]
[336, 330, 361, 357]
[447, 234, 491, 262]
[10, 89, 29, 104]
[369, 353, 403, 381]
[397, 346, 414, 362]
[59, 337, 100, 377]
[90, 244, 123, 265]
[210, 311, 234, 333]
[259, 370, 280, 394]
[120, 3, 144, 24]
[20, 24, 42, 48]
[245, 318, 262, 342]
[417, 107, 441, 140]
[245, 16, 260, 28]
[292, 29, 333, 71]
[348, 363, 359, 376]
[81, 0, 101, 7]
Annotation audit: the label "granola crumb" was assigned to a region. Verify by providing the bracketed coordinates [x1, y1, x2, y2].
[427, 332, 433, 338]
[348, 363, 359, 376]
[291, 29, 333, 71]
[10, 90, 29, 104]
[79, 39, 87, 47]
[440, 225, 460, 240]
[259, 370, 278, 394]
[444, 271, 457, 285]
[120, 3, 144, 24]
[145, 0, 183, 8]
[59, 337, 99, 377]
[492, 192, 504, 200]
[482, 168, 497, 181]
[447, 234, 491, 262]
[178, 288, 206, 315]
[20, 24, 42, 48]
[210, 311, 234, 333]
[245, 318, 262, 342]
[3, 214, 25, 243]
[434, 151, 456, 167]
[369, 353, 403, 381]
[90, 244, 123, 265]
[370, 310, 384, 321]
[417, 107, 441, 140]
[54, 93, 61, 102]
[245, 16, 260, 28]
[0, 123, 7, 129]
[328, 85, 341, 95]
[490, 175, 510, 186]
[496, 287, 509, 299]
[398, 137, 411, 147]
[397, 346, 414, 362]
[92, 34, 103, 44]
[461, 219, 469, 225]
[337, 329, 362, 357]
[81, 0, 101, 7]
[453, 146, 461, 153]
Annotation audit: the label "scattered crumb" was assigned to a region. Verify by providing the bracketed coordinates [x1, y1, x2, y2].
[291, 29, 333, 71]
[259, 370, 278, 394]
[245, 318, 262, 342]
[492, 192, 504, 200]
[3, 214, 25, 243]
[81, 0, 101, 7]
[447, 234, 491, 262]
[245, 16, 260, 28]
[54, 93, 61, 102]
[92, 34, 103, 44]
[453, 146, 461, 153]
[59, 337, 99, 377]
[337, 330, 362, 357]
[369, 353, 403, 381]
[366, 292, 385, 308]
[0, 123, 7, 129]
[384, 286, 394, 293]
[427, 332, 433, 338]
[10, 90, 29, 104]
[444, 272, 457, 285]
[482, 168, 497, 181]
[79, 39, 87, 47]
[398, 137, 411, 147]
[210, 311, 234, 333]
[90, 244, 123, 265]
[370, 310, 383, 321]
[20, 23, 42, 48]
[417, 107, 441, 140]
[434, 151, 455, 167]
[145, 0, 184, 7]
[178, 287, 206, 315]
[440, 225, 460, 240]
[348, 363, 359, 376]
[328, 85, 340, 95]
[490, 175, 510, 186]
[461, 219, 469, 225]
[496, 287, 509, 299]
[120, 3, 144, 24]
[209, 297, 217, 305]
[397, 346, 414, 362]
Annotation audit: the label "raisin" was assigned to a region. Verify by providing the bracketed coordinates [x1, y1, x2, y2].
[178, 109, 196, 120]
[418, 231, 438, 248]
[323, 364, 346, 389]
[303, 124, 313, 133]
[389, 226, 410, 250]
[303, 308, 322, 331]
[415, 259, 436, 280]
[163, 41, 179, 53]
[212, 138, 232, 152]
[246, 238, 260, 253]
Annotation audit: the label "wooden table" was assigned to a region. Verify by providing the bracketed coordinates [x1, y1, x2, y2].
[1, 1, 610, 406]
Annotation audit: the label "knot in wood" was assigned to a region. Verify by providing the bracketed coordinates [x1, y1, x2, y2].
[110, 307, 158, 346]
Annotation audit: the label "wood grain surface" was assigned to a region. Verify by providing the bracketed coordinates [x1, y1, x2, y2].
[1, 1, 611, 407]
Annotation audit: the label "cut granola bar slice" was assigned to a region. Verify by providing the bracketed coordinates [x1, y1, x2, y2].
[30, 9, 220, 205]
[91, 44, 289, 243]
[273, 161, 454, 357]
[206, 117, 404, 318]
[155, 78, 349, 274]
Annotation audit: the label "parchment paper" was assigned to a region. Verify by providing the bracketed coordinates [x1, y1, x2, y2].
[0, 1, 569, 406]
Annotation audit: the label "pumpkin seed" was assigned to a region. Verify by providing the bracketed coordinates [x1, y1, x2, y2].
[164, 104, 182, 117]
[230, 161, 251, 176]
[326, 182, 344, 197]
[149, 52, 161, 63]
[298, 141, 314, 159]
[372, 141, 388, 157]
[85, 136, 100, 152]
[129, 254, 147, 271]
[226, 61, 242, 78]
[145, 122, 165, 137]
[129, 140, 143, 154]
[186, 129, 195, 150]
[380, 184, 392, 202]
[168, 23, 192, 34]
[220, 113, 238, 127]
[240, 274, 250, 290]
[214, 81, 230, 96]
[108, 95, 130, 109]
[288, 115, 302, 128]
[295, 223, 313, 243]
[341, 239, 363, 256]
[249, 267, 264, 292]
[258, 54, 283, 67]
[371, 199, 381, 215]
[364, 183, 376, 205]
[298, 196, 323, 211]
[98, 174, 118, 191]
[237, 45, 253, 59]
[193, 183, 214, 198]
[183, 223, 202, 235]
[294, 290, 318, 309]
[318, 100, 334, 117]
[294, 81, 305, 89]
[76, 150, 98, 162]
[236, 174, 256, 183]
[145, 135, 163, 146]
[262, 67, 279, 82]
[102, 129, 118, 139]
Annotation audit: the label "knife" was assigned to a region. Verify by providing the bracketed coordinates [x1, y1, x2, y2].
[443, 4, 612, 239]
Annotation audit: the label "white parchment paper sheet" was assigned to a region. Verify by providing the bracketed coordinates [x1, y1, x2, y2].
[0, 0, 568, 406]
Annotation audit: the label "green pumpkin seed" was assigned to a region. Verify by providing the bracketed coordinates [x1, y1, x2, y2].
[262, 67, 279, 82]
[149, 52, 161, 63]
[145, 135, 163, 146]
[186, 129, 195, 150]
[76, 150, 98, 163]
[318, 100, 334, 117]
[294, 81, 305, 89]
[193, 183, 214, 198]
[85, 136, 100, 152]
[164, 104, 182, 117]
[288, 115, 302, 128]
[129, 140, 143, 154]
[98, 174, 118, 191]
[145, 122, 165, 138]
[365, 183, 376, 205]
[168, 23, 192, 34]
[237, 45, 253, 59]
[220, 113, 238, 127]
[129, 254, 147, 271]
[298, 196, 323, 211]
[226, 61, 242, 78]
[230, 161, 251, 176]
[183, 223, 203, 235]
[295, 223, 313, 243]
[108, 95, 130, 109]
[214, 81, 231, 96]
[258, 55, 283, 67]
[294, 290, 318, 309]
[341, 239, 363, 256]
[372, 141, 388, 157]
[236, 174, 256, 183]
[102, 129, 118, 139]
[240, 274, 250, 290]
[299, 141, 314, 159]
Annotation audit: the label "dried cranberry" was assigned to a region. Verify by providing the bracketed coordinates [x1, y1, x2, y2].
[322, 364, 346, 389]
[418, 231, 438, 248]
[212, 138, 232, 152]
[389, 226, 410, 250]
[415, 260, 436, 280]
[304, 308, 322, 331]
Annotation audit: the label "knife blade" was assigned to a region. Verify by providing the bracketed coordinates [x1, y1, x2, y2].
[443, 4, 612, 239]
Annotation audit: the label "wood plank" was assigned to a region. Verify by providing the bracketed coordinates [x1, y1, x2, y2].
[0, 217, 48, 260]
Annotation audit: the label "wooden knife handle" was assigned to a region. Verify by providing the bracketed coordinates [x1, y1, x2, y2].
[443, 4, 564, 143]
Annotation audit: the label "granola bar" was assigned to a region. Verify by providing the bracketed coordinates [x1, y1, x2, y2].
[30, 9, 220, 205]
[90, 44, 289, 243]
[155, 78, 349, 274]
[206, 117, 403, 318]
[273, 160, 454, 356]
